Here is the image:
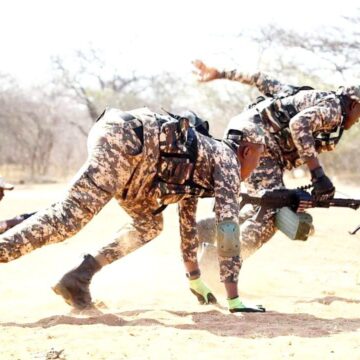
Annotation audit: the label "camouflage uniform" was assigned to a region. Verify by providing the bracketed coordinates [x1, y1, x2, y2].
[199, 70, 348, 258]
[0, 107, 242, 283]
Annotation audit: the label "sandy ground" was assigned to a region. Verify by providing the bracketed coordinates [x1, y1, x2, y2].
[0, 181, 360, 360]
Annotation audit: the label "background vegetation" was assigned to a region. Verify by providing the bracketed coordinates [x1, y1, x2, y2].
[1, 11, 359, 183]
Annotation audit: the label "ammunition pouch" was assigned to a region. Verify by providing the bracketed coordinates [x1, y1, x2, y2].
[158, 156, 194, 185]
[275, 207, 313, 241]
[156, 118, 197, 184]
[216, 220, 240, 257]
[152, 116, 212, 214]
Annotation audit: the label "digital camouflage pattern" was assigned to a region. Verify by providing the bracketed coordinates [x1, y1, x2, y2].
[225, 118, 266, 146]
[0, 107, 242, 283]
[222, 70, 343, 168]
[339, 85, 360, 103]
[196, 70, 346, 256]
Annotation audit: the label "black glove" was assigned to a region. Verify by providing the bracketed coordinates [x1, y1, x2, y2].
[311, 167, 335, 201]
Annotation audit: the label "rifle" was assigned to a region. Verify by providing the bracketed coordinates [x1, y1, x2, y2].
[240, 187, 360, 240]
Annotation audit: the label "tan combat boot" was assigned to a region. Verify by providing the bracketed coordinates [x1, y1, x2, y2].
[52, 255, 102, 310]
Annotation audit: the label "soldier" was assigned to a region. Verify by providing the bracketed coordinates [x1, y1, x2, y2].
[0, 176, 35, 234]
[0, 176, 14, 202]
[193, 60, 360, 259]
[0, 107, 265, 313]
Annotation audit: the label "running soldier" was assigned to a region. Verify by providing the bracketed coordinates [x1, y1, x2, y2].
[193, 60, 360, 258]
[0, 107, 265, 313]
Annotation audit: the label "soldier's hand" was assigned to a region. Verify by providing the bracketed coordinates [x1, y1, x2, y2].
[189, 277, 217, 304]
[311, 168, 335, 201]
[192, 59, 221, 82]
[228, 297, 266, 313]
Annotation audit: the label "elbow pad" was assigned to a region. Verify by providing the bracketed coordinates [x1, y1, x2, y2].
[216, 220, 240, 257]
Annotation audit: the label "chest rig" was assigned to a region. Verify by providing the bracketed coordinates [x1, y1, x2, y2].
[153, 114, 213, 204]
[250, 87, 347, 167]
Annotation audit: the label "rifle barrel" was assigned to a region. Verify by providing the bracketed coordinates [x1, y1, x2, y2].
[322, 198, 360, 210]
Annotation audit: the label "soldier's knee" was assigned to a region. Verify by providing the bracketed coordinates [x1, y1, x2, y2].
[216, 221, 240, 257]
[140, 215, 163, 242]
[241, 217, 277, 256]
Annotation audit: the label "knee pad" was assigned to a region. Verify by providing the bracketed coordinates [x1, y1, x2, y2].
[216, 220, 240, 257]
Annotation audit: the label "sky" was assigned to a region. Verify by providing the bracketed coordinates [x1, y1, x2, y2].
[0, 0, 358, 85]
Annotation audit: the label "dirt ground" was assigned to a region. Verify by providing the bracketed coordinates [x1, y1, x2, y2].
[0, 181, 360, 360]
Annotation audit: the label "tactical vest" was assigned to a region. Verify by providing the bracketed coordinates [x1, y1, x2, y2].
[153, 115, 213, 208]
[250, 87, 347, 167]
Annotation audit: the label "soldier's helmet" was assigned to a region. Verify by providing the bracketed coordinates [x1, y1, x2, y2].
[224, 117, 266, 151]
[337, 85, 360, 103]
[0, 177, 14, 190]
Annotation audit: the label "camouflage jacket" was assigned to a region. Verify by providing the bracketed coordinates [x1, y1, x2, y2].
[113, 108, 241, 243]
[222, 70, 344, 169]
[0, 108, 241, 263]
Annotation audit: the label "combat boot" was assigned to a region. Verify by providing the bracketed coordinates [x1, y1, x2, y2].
[52, 254, 102, 310]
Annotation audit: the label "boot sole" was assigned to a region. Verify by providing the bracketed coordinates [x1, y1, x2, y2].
[52, 283, 75, 307]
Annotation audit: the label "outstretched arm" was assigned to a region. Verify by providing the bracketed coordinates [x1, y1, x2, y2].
[178, 197, 200, 273]
[178, 197, 217, 304]
[192, 59, 290, 96]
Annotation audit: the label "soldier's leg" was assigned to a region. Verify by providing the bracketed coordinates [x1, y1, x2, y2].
[198, 150, 284, 267]
[218, 235, 265, 313]
[240, 151, 284, 258]
[0, 115, 143, 263]
[53, 198, 163, 309]
[95, 198, 163, 265]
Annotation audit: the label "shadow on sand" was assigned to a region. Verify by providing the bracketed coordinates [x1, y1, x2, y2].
[1, 299, 360, 339]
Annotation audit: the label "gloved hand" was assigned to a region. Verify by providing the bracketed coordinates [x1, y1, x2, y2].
[189, 278, 217, 304]
[228, 297, 266, 313]
[311, 167, 335, 201]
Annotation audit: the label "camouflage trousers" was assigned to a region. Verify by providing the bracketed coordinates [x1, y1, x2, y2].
[0, 113, 163, 264]
[197, 149, 284, 260]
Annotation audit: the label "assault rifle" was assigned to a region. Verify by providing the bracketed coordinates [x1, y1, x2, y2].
[240, 187, 360, 240]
